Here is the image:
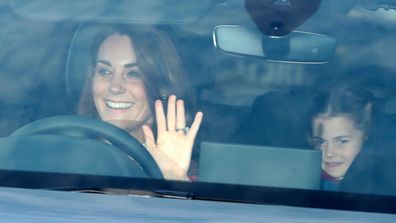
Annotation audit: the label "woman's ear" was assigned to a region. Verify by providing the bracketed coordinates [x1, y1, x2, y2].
[159, 88, 172, 101]
[363, 102, 372, 136]
[364, 102, 372, 115]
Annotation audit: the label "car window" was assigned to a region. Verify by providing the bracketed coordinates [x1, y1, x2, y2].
[0, 0, 395, 214]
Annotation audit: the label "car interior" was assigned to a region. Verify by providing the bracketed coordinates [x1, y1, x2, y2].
[0, 0, 395, 203]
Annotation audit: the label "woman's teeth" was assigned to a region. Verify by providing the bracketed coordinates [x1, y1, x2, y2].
[106, 101, 133, 109]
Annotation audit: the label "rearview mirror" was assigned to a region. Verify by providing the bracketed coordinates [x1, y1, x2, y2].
[213, 25, 336, 64]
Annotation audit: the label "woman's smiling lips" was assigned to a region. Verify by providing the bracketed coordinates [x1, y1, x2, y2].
[105, 100, 133, 111]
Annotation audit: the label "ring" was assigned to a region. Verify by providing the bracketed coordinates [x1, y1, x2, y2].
[176, 127, 189, 135]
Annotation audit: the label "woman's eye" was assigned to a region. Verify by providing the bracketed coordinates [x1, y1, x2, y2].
[96, 67, 112, 77]
[126, 71, 141, 79]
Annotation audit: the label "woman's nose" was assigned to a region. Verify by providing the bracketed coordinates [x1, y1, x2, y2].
[109, 76, 126, 94]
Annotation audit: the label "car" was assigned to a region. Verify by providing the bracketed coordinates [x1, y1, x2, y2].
[0, 0, 395, 221]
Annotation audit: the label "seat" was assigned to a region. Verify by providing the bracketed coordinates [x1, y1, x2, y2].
[199, 101, 250, 142]
[340, 105, 396, 196]
[232, 90, 315, 149]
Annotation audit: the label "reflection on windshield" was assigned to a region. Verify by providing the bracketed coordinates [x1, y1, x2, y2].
[0, 0, 395, 201]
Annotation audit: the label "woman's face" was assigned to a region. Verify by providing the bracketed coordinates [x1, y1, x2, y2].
[92, 34, 152, 132]
[312, 115, 365, 179]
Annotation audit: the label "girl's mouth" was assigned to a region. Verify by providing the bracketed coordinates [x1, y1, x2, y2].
[324, 162, 343, 169]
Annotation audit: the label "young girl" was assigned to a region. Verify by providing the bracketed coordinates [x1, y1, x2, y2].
[310, 87, 372, 191]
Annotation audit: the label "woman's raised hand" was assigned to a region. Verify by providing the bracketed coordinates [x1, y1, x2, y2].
[142, 95, 203, 181]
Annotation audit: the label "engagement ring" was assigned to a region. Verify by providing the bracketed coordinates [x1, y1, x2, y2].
[176, 127, 189, 135]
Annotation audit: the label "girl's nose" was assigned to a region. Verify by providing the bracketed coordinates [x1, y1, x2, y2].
[324, 143, 334, 157]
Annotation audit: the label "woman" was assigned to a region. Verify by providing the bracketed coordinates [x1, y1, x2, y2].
[309, 86, 372, 191]
[78, 24, 203, 181]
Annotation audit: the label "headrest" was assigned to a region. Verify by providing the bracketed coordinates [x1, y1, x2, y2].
[65, 24, 97, 98]
[236, 91, 315, 148]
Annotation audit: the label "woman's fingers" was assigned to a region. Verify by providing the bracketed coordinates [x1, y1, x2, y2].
[187, 111, 203, 139]
[142, 125, 156, 150]
[176, 99, 186, 130]
[156, 95, 202, 138]
[155, 99, 166, 135]
[167, 95, 177, 131]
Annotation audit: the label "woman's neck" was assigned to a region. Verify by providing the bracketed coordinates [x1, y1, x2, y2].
[128, 117, 154, 144]
[129, 128, 145, 144]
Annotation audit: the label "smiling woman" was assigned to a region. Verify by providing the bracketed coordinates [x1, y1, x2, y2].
[91, 34, 152, 138]
[77, 24, 203, 181]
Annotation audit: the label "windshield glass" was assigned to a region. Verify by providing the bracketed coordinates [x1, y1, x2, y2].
[0, 0, 395, 208]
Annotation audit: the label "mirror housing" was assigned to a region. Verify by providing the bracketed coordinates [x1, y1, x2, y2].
[213, 25, 336, 64]
[245, 0, 321, 36]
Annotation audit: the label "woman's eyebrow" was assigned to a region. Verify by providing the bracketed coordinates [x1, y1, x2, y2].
[96, 60, 138, 68]
[124, 62, 139, 68]
[97, 60, 111, 66]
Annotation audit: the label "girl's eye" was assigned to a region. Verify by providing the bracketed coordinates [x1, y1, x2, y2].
[313, 138, 325, 149]
[337, 138, 349, 144]
[126, 71, 141, 79]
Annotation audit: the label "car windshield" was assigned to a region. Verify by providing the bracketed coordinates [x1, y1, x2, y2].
[0, 0, 395, 213]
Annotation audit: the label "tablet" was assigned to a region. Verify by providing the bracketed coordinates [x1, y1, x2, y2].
[198, 142, 322, 190]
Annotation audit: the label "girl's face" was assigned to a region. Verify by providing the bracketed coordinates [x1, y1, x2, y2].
[312, 115, 365, 179]
[92, 34, 152, 133]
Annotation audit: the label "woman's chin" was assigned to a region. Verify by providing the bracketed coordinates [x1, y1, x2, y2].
[104, 118, 142, 131]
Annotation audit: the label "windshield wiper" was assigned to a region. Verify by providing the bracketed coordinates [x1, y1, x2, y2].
[47, 186, 194, 200]
[152, 190, 194, 200]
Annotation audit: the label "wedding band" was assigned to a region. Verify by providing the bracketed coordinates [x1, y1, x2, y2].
[176, 127, 189, 135]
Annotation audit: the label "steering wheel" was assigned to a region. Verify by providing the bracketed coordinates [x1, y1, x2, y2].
[11, 115, 163, 179]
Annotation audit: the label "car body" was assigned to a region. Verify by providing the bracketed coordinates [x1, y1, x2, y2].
[0, 0, 395, 221]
